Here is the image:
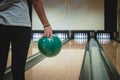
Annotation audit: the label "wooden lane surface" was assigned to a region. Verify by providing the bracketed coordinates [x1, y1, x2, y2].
[7, 42, 39, 67]
[27, 43, 39, 58]
[25, 40, 86, 80]
[101, 40, 120, 74]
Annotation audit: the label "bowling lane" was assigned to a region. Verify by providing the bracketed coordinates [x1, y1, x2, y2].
[7, 52, 12, 67]
[6, 42, 39, 68]
[27, 42, 39, 58]
[25, 40, 86, 80]
[100, 40, 120, 74]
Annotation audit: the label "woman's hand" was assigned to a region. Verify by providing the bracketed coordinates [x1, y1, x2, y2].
[43, 26, 52, 39]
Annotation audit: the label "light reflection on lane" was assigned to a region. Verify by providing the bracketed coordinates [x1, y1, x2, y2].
[100, 40, 120, 75]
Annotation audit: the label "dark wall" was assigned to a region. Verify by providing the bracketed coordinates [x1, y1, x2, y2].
[105, 0, 117, 33]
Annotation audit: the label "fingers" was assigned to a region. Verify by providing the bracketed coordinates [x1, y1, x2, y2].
[49, 33, 52, 39]
[43, 33, 52, 40]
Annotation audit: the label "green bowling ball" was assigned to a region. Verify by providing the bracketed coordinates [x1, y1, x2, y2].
[38, 35, 62, 57]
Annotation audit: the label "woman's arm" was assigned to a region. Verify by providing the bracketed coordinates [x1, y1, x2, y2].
[32, 0, 52, 38]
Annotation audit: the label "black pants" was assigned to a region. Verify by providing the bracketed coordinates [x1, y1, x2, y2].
[0, 25, 31, 80]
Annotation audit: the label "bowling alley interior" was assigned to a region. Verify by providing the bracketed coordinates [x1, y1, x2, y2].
[4, 0, 120, 80]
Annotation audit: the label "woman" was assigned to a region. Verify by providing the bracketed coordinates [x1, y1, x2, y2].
[0, 0, 52, 80]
